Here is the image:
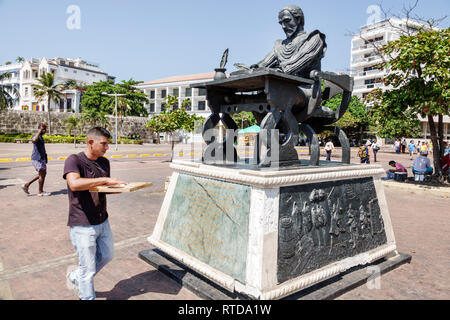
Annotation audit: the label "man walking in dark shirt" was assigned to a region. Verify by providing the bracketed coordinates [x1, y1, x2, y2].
[22, 123, 50, 196]
[63, 127, 125, 300]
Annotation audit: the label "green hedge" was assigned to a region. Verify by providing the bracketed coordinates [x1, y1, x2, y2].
[0, 134, 143, 145]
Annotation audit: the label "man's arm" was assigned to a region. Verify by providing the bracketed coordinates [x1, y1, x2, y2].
[31, 128, 43, 144]
[66, 172, 125, 192]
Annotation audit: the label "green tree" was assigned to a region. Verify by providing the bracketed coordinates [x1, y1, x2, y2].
[232, 111, 257, 129]
[365, 89, 422, 138]
[146, 108, 203, 161]
[15, 57, 25, 64]
[323, 95, 374, 143]
[366, 27, 449, 178]
[0, 72, 20, 111]
[63, 115, 85, 147]
[32, 73, 64, 135]
[81, 79, 149, 117]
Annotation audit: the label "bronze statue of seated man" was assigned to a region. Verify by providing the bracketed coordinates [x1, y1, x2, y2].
[250, 5, 327, 79]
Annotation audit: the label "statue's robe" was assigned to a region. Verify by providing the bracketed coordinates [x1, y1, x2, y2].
[257, 30, 327, 78]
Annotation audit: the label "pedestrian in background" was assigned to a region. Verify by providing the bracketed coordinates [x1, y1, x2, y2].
[324, 138, 335, 161]
[401, 138, 407, 154]
[394, 139, 401, 154]
[408, 140, 416, 160]
[420, 141, 428, 154]
[21, 123, 50, 196]
[371, 139, 381, 162]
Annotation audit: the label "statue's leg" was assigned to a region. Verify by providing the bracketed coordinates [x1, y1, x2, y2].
[202, 113, 239, 164]
[258, 109, 299, 167]
[334, 126, 351, 164]
[299, 123, 320, 166]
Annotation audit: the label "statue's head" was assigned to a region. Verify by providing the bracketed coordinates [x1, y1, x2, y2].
[278, 5, 305, 39]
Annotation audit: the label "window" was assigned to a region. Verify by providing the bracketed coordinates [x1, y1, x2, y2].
[67, 98, 72, 111]
[198, 88, 207, 96]
[161, 89, 167, 98]
[59, 100, 65, 112]
[64, 68, 68, 72]
[161, 103, 166, 112]
[173, 88, 179, 97]
[150, 91, 155, 99]
[198, 101, 206, 111]
[185, 88, 192, 97]
[73, 70, 77, 74]
[150, 103, 155, 112]
[24, 87, 29, 96]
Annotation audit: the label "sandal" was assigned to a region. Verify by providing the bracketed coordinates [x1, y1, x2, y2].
[21, 185, 30, 195]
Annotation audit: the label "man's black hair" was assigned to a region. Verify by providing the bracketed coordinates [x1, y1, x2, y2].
[86, 127, 112, 139]
[389, 161, 396, 166]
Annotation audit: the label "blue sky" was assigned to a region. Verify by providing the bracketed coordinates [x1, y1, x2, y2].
[1, 0, 448, 82]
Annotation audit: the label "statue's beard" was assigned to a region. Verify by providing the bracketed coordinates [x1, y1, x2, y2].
[284, 27, 303, 39]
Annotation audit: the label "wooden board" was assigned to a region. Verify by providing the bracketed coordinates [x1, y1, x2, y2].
[89, 182, 152, 193]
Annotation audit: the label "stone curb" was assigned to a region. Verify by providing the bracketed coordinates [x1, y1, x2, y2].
[382, 180, 450, 196]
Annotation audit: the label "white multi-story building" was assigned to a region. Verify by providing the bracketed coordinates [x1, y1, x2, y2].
[351, 18, 449, 140]
[0, 57, 114, 112]
[350, 18, 423, 99]
[136, 72, 215, 117]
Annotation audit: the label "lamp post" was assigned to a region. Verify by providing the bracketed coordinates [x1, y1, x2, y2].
[102, 92, 126, 151]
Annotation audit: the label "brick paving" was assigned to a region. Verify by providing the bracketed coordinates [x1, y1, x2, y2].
[0, 143, 448, 300]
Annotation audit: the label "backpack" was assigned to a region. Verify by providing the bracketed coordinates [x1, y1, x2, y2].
[358, 147, 367, 158]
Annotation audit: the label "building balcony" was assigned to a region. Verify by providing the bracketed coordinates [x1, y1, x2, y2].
[351, 56, 383, 67]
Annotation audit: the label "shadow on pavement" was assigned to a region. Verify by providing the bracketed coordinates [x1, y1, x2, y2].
[51, 189, 68, 196]
[95, 270, 182, 300]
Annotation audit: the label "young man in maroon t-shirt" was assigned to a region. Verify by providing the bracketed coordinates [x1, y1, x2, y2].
[63, 127, 125, 300]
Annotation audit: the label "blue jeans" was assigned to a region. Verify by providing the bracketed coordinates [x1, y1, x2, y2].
[68, 220, 114, 300]
[412, 167, 433, 174]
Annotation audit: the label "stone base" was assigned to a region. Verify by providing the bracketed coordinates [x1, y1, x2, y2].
[148, 160, 399, 300]
[139, 249, 411, 300]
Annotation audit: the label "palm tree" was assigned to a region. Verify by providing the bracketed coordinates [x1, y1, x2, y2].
[0, 72, 20, 111]
[32, 73, 64, 135]
[63, 115, 85, 147]
[16, 57, 25, 64]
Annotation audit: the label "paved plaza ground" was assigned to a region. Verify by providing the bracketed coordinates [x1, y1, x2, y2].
[0, 142, 448, 300]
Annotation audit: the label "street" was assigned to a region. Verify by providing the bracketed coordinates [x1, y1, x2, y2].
[0, 143, 449, 300]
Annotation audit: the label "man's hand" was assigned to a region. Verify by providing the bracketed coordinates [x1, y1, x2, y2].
[103, 177, 127, 186]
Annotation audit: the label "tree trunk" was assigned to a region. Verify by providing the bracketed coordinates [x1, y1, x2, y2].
[47, 96, 52, 135]
[427, 115, 443, 178]
[438, 115, 444, 159]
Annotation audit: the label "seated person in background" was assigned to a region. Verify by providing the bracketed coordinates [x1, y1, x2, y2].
[386, 161, 407, 180]
[413, 151, 433, 175]
[441, 153, 450, 174]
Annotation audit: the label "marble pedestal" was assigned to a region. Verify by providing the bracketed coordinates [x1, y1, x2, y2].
[148, 160, 398, 300]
